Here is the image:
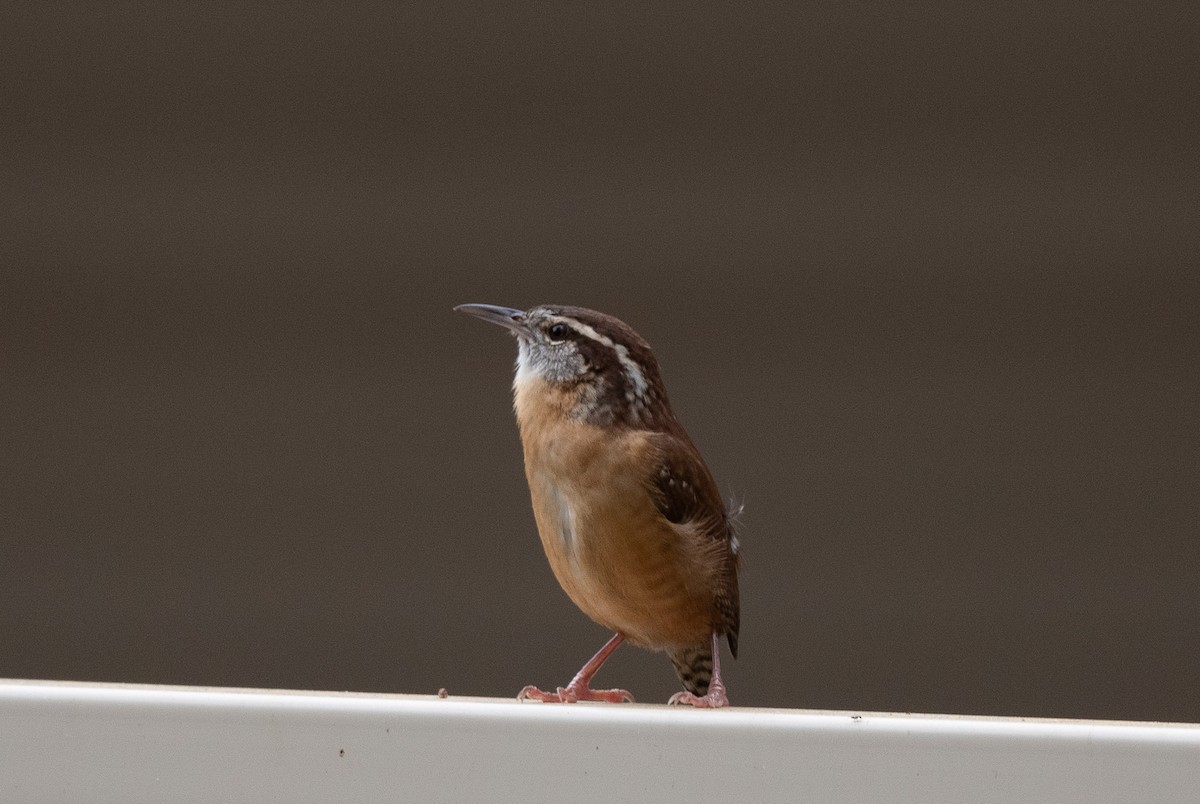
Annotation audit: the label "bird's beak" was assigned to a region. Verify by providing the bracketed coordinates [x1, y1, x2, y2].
[454, 303, 530, 336]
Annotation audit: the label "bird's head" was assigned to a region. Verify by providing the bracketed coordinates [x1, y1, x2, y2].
[455, 303, 673, 428]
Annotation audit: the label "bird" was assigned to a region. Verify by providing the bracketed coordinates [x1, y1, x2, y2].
[455, 303, 741, 707]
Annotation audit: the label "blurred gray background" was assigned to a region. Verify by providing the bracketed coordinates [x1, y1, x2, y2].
[3, 3, 1197, 721]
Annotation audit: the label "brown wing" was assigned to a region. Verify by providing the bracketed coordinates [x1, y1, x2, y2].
[649, 432, 741, 657]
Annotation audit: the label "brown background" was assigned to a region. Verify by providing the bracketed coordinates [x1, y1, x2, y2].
[3, 4, 1197, 721]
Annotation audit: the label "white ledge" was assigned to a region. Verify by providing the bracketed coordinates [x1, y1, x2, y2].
[3, 679, 1198, 802]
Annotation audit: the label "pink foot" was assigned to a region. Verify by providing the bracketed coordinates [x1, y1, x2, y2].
[667, 680, 730, 708]
[668, 630, 733, 708]
[517, 633, 635, 703]
[518, 684, 635, 704]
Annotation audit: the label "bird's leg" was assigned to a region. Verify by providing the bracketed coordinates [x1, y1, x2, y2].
[667, 630, 730, 708]
[518, 632, 635, 703]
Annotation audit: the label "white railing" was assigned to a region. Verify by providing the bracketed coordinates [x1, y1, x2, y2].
[2, 679, 1197, 802]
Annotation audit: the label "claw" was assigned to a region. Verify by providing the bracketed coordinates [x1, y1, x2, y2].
[516, 632, 635, 704]
[667, 686, 730, 708]
[517, 684, 634, 704]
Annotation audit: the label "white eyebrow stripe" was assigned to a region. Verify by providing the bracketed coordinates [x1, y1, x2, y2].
[551, 316, 649, 400]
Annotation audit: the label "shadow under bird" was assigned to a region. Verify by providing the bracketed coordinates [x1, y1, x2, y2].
[455, 303, 741, 707]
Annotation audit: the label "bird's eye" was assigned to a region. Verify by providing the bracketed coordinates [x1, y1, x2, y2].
[547, 323, 571, 342]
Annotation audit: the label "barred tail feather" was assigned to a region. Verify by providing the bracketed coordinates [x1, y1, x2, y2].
[669, 645, 713, 696]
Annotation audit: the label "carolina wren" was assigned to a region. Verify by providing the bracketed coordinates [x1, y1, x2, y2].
[455, 303, 741, 707]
